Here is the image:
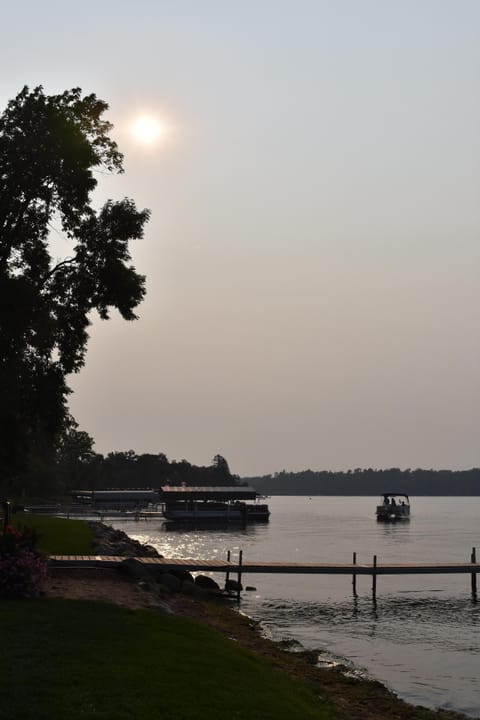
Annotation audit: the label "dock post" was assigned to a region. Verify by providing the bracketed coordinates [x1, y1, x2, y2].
[352, 551, 357, 596]
[2, 500, 11, 533]
[372, 554, 377, 599]
[237, 550, 243, 602]
[471, 547, 477, 599]
[226, 550, 231, 585]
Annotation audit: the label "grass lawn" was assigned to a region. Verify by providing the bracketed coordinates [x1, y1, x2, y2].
[0, 598, 333, 720]
[11, 515, 93, 555]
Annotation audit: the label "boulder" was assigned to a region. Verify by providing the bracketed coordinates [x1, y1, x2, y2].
[157, 572, 182, 593]
[225, 579, 243, 593]
[169, 568, 195, 585]
[194, 575, 220, 590]
[117, 558, 152, 581]
[181, 580, 196, 596]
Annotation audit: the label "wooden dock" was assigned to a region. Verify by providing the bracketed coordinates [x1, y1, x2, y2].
[48, 554, 480, 576]
[49, 548, 479, 598]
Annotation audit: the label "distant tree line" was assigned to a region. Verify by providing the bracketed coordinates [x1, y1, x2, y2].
[2, 419, 238, 500]
[246, 468, 480, 496]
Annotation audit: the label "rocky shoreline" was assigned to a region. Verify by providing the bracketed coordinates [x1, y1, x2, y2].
[88, 520, 240, 597]
[88, 521, 160, 558]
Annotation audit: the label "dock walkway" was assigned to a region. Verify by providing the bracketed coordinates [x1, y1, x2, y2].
[49, 551, 480, 598]
[49, 555, 480, 575]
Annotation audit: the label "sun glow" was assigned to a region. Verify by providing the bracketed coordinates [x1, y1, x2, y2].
[131, 115, 165, 144]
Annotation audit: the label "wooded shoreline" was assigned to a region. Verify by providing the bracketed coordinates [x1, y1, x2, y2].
[247, 467, 480, 496]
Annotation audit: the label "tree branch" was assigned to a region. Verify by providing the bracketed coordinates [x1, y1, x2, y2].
[43, 256, 78, 284]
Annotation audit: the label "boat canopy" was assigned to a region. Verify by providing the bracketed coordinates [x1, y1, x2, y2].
[380, 492, 409, 503]
[160, 486, 258, 501]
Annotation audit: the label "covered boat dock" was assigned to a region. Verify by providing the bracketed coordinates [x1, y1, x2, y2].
[159, 486, 270, 523]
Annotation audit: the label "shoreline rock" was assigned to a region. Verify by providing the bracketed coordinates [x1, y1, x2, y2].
[88, 521, 161, 558]
[89, 522, 229, 599]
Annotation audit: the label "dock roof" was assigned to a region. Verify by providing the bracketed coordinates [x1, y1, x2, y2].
[159, 486, 258, 501]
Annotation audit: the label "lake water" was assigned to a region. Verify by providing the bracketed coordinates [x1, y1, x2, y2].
[110, 496, 480, 718]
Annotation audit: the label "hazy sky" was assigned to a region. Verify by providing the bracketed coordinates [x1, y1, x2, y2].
[2, 1, 480, 476]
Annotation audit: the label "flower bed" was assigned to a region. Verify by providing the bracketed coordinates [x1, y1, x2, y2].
[0, 525, 47, 598]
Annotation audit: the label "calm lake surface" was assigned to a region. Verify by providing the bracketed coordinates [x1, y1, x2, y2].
[111, 496, 480, 718]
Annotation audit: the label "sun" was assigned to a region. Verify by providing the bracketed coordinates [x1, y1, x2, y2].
[131, 115, 164, 144]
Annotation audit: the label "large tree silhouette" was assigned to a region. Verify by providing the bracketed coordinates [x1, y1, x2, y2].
[0, 86, 150, 491]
